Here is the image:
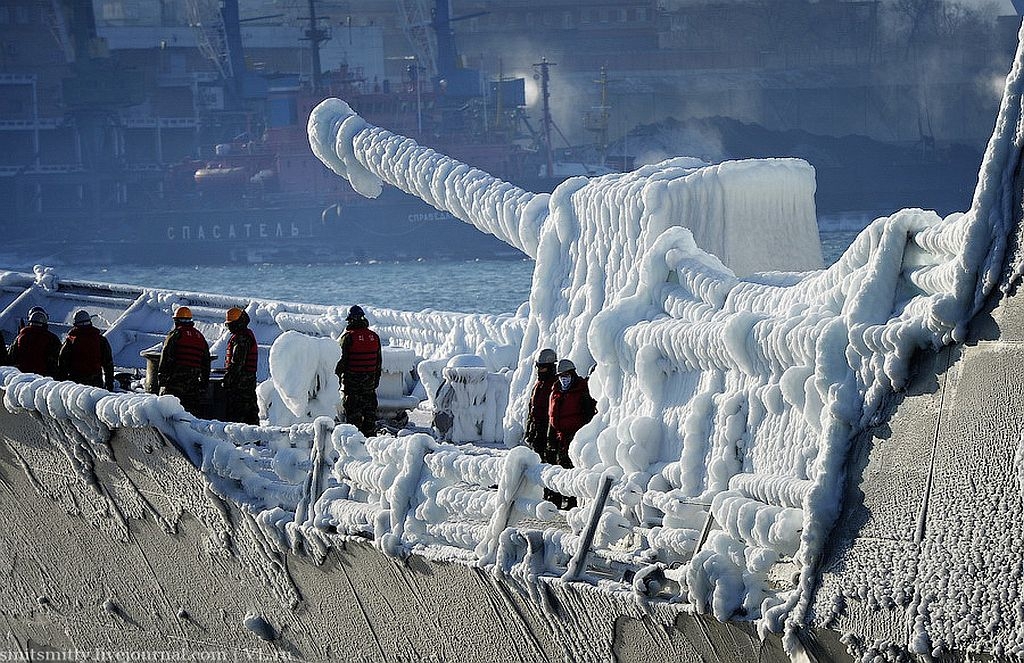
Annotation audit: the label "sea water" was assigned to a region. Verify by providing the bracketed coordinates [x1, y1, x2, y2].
[58, 259, 537, 315]
[0, 230, 859, 315]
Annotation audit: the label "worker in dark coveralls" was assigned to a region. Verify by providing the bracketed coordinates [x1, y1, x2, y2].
[0, 329, 9, 365]
[525, 348, 559, 502]
[525, 348, 558, 454]
[548, 359, 597, 509]
[8, 308, 60, 378]
[223, 306, 259, 424]
[335, 305, 382, 437]
[157, 306, 211, 416]
[58, 309, 114, 390]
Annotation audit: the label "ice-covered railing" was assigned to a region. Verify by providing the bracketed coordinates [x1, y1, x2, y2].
[0, 367, 312, 524]
[271, 303, 525, 368]
[0, 271, 527, 381]
[305, 22, 1024, 649]
[0, 363, 657, 594]
[295, 421, 616, 574]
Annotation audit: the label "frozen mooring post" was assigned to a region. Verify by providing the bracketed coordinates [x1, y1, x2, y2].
[2, 22, 1024, 662]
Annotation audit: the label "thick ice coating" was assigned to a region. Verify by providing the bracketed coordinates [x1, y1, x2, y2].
[301, 23, 1024, 651]
[307, 97, 824, 276]
[1, 21, 1021, 663]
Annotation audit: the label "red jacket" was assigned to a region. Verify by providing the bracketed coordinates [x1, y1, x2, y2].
[59, 324, 114, 389]
[549, 374, 597, 440]
[9, 325, 61, 377]
[225, 327, 258, 376]
[158, 322, 211, 385]
[528, 374, 556, 431]
[336, 319, 381, 380]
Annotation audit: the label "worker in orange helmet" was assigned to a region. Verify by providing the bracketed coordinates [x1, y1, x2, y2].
[222, 306, 259, 424]
[157, 306, 211, 417]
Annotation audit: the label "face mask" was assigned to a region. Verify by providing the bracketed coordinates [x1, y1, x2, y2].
[558, 376, 572, 390]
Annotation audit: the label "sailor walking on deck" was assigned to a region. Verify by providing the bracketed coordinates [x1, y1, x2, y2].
[58, 309, 114, 390]
[222, 306, 259, 425]
[335, 305, 382, 437]
[157, 306, 211, 417]
[8, 307, 60, 378]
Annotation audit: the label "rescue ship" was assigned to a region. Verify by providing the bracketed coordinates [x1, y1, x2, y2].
[0, 0, 606, 266]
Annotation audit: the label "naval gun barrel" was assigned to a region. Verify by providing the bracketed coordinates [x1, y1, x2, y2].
[308, 98, 548, 259]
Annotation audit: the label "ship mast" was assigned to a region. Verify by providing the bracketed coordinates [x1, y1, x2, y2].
[585, 67, 611, 167]
[496, 59, 504, 131]
[304, 0, 329, 95]
[396, 0, 439, 83]
[534, 57, 556, 179]
[597, 67, 610, 163]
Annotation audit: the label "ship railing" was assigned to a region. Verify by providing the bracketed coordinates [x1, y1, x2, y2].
[0, 164, 83, 176]
[305, 429, 568, 562]
[186, 425, 314, 516]
[0, 73, 35, 85]
[123, 163, 164, 172]
[121, 117, 197, 129]
[254, 191, 335, 207]
[0, 118, 68, 130]
[1, 277, 141, 323]
[291, 423, 732, 591]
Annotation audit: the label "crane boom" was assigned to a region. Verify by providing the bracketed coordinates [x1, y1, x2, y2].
[396, 0, 438, 81]
[187, 0, 232, 81]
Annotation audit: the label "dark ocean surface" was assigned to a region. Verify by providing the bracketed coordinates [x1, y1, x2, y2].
[1, 229, 860, 315]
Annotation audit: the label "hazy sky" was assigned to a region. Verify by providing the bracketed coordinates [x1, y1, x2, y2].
[983, 0, 1017, 14]
[937, 0, 1013, 12]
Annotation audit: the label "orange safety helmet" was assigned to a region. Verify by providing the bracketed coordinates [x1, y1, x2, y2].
[173, 306, 193, 320]
[225, 307, 244, 324]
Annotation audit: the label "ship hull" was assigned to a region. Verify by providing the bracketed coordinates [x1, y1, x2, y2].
[0, 401, 846, 661]
[8, 188, 524, 266]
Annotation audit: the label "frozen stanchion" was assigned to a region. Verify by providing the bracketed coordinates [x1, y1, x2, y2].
[140, 343, 162, 394]
[140, 343, 221, 418]
[206, 367, 226, 421]
[562, 472, 615, 582]
[427, 354, 510, 443]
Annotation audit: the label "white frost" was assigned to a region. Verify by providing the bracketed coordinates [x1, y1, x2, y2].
[1, 21, 1021, 663]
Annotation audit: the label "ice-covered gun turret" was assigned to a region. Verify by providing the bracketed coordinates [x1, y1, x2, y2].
[305, 30, 1024, 654]
[307, 97, 825, 276]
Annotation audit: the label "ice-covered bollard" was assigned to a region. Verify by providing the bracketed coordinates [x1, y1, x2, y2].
[257, 331, 341, 425]
[430, 354, 510, 443]
[377, 346, 423, 426]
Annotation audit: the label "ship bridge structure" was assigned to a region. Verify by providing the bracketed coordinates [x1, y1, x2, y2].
[2, 18, 1024, 663]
